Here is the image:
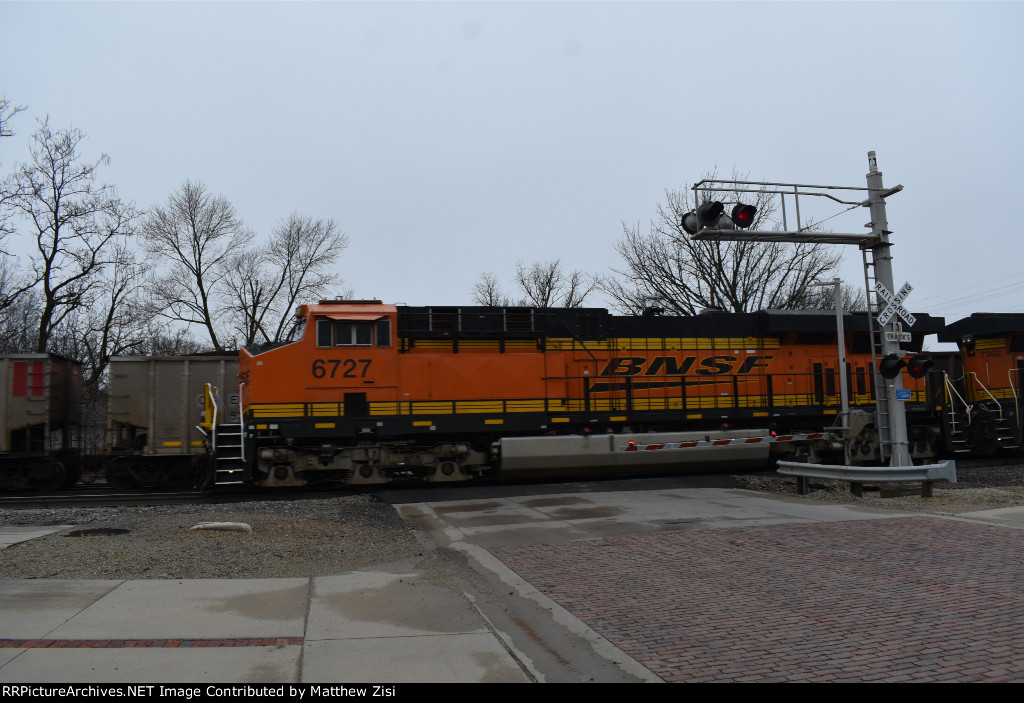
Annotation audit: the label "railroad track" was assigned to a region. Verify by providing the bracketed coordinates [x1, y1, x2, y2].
[1, 456, 1018, 509]
[0, 486, 369, 509]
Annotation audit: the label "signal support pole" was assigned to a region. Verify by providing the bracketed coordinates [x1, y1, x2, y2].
[687, 151, 916, 468]
[864, 152, 913, 467]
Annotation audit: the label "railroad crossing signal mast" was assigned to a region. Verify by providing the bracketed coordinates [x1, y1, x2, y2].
[684, 151, 915, 467]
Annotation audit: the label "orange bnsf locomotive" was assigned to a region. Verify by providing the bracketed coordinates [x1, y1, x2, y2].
[3, 304, 1022, 490]
[200, 300, 954, 488]
[939, 313, 1024, 456]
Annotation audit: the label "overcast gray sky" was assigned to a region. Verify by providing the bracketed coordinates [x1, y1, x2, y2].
[2, 1, 1021, 326]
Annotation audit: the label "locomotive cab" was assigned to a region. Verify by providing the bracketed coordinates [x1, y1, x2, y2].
[238, 300, 490, 487]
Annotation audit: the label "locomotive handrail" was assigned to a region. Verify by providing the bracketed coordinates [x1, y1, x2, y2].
[238, 381, 246, 462]
[943, 373, 969, 407]
[1009, 368, 1020, 424]
[968, 372, 1004, 422]
[203, 383, 220, 452]
[943, 373, 970, 436]
[547, 311, 600, 363]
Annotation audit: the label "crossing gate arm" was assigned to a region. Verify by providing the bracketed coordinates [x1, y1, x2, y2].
[624, 432, 831, 452]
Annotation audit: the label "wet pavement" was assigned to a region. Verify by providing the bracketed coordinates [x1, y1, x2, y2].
[2, 479, 1022, 683]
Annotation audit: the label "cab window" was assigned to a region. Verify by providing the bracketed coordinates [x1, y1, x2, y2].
[316, 318, 391, 347]
[335, 322, 372, 346]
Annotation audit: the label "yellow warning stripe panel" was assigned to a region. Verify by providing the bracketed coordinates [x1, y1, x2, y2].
[544, 400, 584, 412]
[250, 391, 938, 421]
[411, 402, 453, 415]
[971, 387, 1017, 399]
[505, 400, 546, 412]
[973, 338, 1005, 350]
[454, 401, 505, 413]
[410, 340, 455, 349]
[402, 337, 780, 352]
[612, 337, 779, 351]
[546, 337, 779, 350]
[250, 403, 307, 418]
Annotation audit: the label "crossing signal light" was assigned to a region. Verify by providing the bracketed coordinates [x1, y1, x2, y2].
[906, 355, 934, 379]
[732, 204, 756, 229]
[696, 201, 725, 228]
[879, 353, 906, 379]
[680, 211, 701, 235]
[680, 201, 757, 235]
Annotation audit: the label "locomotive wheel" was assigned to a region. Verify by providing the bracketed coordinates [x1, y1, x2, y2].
[967, 419, 998, 457]
[30, 461, 68, 491]
[105, 461, 138, 489]
[62, 462, 83, 489]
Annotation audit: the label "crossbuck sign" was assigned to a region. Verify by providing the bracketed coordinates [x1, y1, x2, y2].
[875, 281, 916, 328]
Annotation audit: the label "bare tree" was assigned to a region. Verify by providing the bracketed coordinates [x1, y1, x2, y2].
[0, 288, 41, 353]
[225, 213, 348, 347]
[799, 282, 867, 312]
[143, 181, 245, 351]
[224, 247, 273, 348]
[73, 245, 153, 387]
[0, 97, 25, 141]
[263, 213, 348, 342]
[5, 118, 138, 352]
[472, 260, 595, 308]
[0, 97, 30, 306]
[603, 170, 843, 315]
[471, 271, 514, 306]
[141, 327, 205, 356]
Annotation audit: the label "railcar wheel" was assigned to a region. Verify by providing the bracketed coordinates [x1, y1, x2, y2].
[62, 462, 82, 489]
[105, 460, 137, 489]
[30, 461, 67, 491]
[967, 421, 998, 457]
[966, 408, 999, 457]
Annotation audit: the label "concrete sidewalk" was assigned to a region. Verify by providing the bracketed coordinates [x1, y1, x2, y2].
[0, 570, 532, 683]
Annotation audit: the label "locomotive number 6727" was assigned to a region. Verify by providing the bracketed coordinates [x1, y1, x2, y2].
[311, 359, 373, 379]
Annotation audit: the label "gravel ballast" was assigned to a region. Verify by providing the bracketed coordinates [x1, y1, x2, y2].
[0, 494, 425, 581]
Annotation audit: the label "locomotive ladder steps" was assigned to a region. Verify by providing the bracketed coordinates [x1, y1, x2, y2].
[994, 417, 1021, 449]
[213, 423, 245, 485]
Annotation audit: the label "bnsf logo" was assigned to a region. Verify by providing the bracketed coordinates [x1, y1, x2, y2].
[599, 355, 775, 377]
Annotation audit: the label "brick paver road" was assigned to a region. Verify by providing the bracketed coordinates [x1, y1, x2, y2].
[493, 516, 1024, 682]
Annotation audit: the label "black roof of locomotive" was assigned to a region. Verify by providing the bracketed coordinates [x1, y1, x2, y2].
[397, 306, 945, 339]
[940, 313, 1024, 342]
